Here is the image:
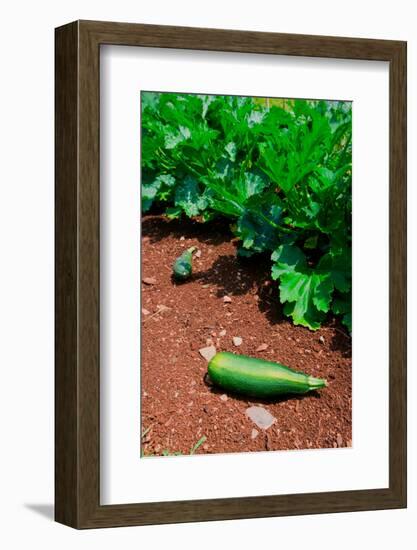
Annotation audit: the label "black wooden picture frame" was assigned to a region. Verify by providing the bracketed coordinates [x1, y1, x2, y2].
[55, 20, 407, 529]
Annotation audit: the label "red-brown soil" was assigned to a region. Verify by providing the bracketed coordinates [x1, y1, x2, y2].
[141, 214, 352, 456]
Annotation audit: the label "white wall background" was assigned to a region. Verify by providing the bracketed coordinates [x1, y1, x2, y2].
[0, 0, 415, 548]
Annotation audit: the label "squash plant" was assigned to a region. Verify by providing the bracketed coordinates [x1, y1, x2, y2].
[141, 92, 352, 331]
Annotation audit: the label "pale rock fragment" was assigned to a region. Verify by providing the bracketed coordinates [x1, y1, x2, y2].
[256, 343, 268, 352]
[246, 406, 276, 430]
[199, 345, 217, 362]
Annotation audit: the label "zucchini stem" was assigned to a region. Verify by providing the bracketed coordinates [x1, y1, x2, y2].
[308, 376, 328, 389]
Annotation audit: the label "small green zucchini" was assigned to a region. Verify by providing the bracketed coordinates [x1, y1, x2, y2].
[208, 351, 327, 397]
[173, 246, 196, 280]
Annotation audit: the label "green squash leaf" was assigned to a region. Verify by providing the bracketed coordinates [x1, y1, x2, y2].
[142, 174, 175, 212]
[272, 244, 334, 330]
[174, 176, 208, 218]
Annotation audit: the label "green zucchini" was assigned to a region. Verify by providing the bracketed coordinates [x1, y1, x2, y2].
[172, 246, 196, 280]
[208, 351, 327, 397]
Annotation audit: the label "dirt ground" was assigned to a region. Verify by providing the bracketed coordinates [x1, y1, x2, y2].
[141, 214, 352, 456]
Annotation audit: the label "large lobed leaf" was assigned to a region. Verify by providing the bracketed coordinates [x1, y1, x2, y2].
[271, 244, 351, 331]
[271, 245, 331, 329]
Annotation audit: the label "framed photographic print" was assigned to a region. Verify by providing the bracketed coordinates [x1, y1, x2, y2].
[55, 20, 407, 528]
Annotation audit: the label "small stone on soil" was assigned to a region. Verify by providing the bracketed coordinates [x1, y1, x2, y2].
[233, 336, 243, 346]
[256, 343, 268, 352]
[246, 406, 276, 430]
[142, 277, 156, 285]
[199, 345, 217, 362]
[142, 308, 150, 316]
[336, 433, 343, 447]
[219, 329, 226, 337]
[223, 296, 232, 303]
[180, 236, 185, 241]
[195, 249, 202, 258]
[251, 429, 259, 440]
[319, 336, 325, 344]
[220, 394, 228, 402]
[156, 304, 170, 313]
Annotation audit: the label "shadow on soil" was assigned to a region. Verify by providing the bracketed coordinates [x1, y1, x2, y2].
[143, 214, 285, 324]
[192, 253, 285, 325]
[142, 214, 232, 247]
[329, 328, 352, 358]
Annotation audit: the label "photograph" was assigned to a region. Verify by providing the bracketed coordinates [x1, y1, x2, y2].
[140, 91, 352, 457]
